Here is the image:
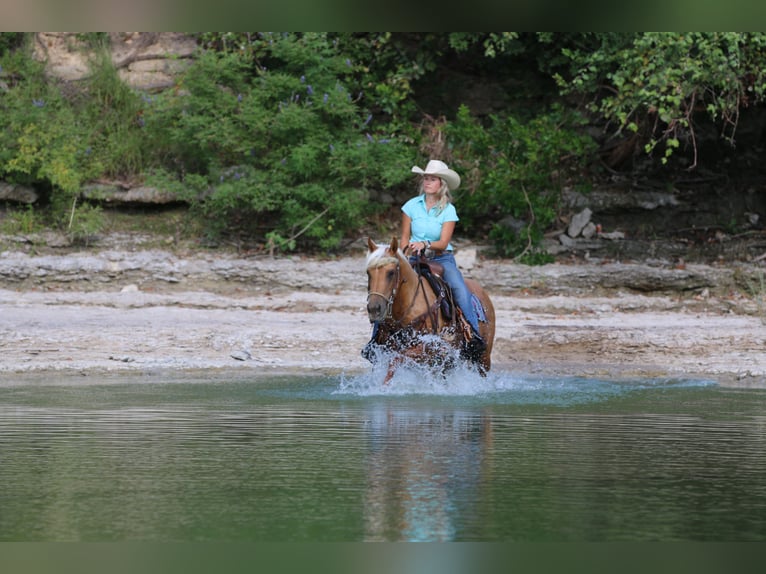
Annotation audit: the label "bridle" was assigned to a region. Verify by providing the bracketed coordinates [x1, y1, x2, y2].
[367, 255, 434, 329]
[367, 259, 401, 320]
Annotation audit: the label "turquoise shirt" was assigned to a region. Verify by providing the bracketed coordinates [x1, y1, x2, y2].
[401, 195, 459, 251]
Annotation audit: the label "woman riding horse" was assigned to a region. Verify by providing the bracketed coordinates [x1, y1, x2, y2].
[364, 236, 495, 382]
[364, 159, 490, 362]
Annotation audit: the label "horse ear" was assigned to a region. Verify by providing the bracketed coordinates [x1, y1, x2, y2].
[367, 237, 377, 252]
[390, 236, 399, 253]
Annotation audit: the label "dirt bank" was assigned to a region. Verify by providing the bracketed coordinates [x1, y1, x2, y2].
[1, 237, 764, 387]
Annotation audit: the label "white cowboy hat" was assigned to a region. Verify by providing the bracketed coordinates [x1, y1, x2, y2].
[411, 159, 461, 191]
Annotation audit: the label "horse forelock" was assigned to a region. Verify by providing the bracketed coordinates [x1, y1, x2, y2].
[366, 244, 403, 269]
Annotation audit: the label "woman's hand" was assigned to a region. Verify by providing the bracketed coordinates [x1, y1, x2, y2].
[409, 240, 428, 253]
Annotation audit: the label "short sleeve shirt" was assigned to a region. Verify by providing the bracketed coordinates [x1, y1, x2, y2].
[402, 195, 459, 250]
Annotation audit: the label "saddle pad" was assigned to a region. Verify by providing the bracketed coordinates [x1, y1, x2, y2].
[471, 293, 487, 322]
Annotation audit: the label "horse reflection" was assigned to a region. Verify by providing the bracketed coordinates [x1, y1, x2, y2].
[362, 406, 492, 542]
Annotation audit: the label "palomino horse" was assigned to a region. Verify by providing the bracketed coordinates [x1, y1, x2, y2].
[365, 237, 495, 382]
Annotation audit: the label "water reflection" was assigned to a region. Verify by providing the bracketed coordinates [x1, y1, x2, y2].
[362, 407, 491, 541]
[1, 375, 766, 541]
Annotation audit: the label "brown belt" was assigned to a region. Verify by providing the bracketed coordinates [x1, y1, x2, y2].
[424, 248, 451, 258]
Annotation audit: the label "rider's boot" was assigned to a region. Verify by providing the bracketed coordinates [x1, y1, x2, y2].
[461, 330, 487, 363]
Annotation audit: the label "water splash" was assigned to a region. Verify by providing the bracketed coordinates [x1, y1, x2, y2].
[338, 346, 493, 397]
[336, 359, 717, 406]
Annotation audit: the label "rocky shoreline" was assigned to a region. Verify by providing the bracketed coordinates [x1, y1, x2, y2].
[0, 236, 762, 296]
[1, 236, 764, 387]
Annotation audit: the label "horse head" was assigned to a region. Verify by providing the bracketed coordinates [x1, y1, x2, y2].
[365, 237, 404, 323]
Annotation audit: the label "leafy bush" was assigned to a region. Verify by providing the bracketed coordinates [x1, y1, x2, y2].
[1, 33, 600, 257]
[18, 33, 766, 258]
[78, 45, 148, 179]
[0, 33, 24, 56]
[0, 42, 131, 239]
[0, 51, 80, 191]
[145, 35, 416, 252]
[0, 50, 84, 231]
[0, 204, 42, 234]
[446, 104, 595, 261]
[554, 32, 766, 167]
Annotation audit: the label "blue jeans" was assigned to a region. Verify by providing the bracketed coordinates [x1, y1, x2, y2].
[411, 252, 480, 335]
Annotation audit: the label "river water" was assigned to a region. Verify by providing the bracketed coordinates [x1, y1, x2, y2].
[2, 367, 765, 542]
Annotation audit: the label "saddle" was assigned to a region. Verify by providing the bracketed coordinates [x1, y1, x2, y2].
[410, 257, 454, 322]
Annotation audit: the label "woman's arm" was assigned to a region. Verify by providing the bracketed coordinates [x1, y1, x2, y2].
[400, 213, 413, 247]
[431, 220, 455, 251]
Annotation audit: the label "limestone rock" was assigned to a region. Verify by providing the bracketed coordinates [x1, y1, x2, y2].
[498, 215, 527, 237]
[581, 221, 597, 239]
[230, 350, 252, 361]
[81, 183, 181, 205]
[33, 32, 196, 91]
[567, 208, 592, 238]
[562, 186, 680, 211]
[0, 182, 38, 204]
[455, 247, 477, 271]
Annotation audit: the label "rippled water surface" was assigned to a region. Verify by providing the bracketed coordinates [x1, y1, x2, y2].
[2, 369, 765, 541]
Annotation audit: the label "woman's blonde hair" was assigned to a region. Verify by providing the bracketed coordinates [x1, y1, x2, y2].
[418, 177, 452, 213]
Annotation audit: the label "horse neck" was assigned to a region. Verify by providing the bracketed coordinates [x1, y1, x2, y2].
[391, 253, 435, 322]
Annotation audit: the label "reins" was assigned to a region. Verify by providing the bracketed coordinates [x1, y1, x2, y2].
[411, 256, 441, 333]
[367, 253, 442, 333]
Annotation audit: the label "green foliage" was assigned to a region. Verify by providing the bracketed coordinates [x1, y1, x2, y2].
[0, 33, 25, 56]
[0, 39, 144, 194]
[0, 33, 607, 256]
[1, 204, 42, 234]
[0, 50, 85, 195]
[555, 32, 766, 166]
[74, 33, 110, 50]
[447, 33, 522, 58]
[145, 35, 416, 251]
[6, 32, 764, 258]
[446, 104, 595, 261]
[78, 46, 147, 178]
[1, 196, 103, 245]
[55, 198, 104, 245]
[0, 46, 111, 237]
[334, 33, 427, 122]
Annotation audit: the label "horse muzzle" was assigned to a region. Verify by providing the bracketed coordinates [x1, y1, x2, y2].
[366, 295, 389, 323]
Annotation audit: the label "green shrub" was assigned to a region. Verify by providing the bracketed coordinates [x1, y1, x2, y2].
[1, 204, 42, 234]
[78, 45, 147, 178]
[144, 36, 416, 252]
[446, 104, 595, 261]
[1, 33, 633, 257]
[0, 45, 112, 237]
[554, 33, 766, 167]
[0, 51, 81, 191]
[0, 33, 25, 56]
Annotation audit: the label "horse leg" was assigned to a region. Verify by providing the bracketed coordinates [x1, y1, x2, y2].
[383, 356, 404, 385]
[382, 344, 428, 384]
[384, 367, 395, 385]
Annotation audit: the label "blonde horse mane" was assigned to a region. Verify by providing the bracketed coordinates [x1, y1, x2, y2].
[365, 242, 404, 270]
